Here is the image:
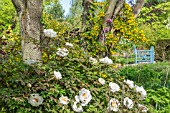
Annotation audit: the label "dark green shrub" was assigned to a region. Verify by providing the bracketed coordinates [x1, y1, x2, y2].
[146, 87, 170, 113]
[119, 62, 170, 112]
[119, 62, 170, 89]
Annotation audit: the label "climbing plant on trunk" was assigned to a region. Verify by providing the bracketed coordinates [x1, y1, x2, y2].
[81, 0, 146, 57]
[11, 0, 43, 62]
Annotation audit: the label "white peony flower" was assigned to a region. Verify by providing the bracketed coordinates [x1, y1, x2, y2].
[27, 83, 32, 88]
[124, 79, 134, 89]
[56, 48, 69, 57]
[123, 97, 133, 109]
[138, 104, 148, 112]
[65, 42, 73, 47]
[44, 29, 57, 38]
[99, 57, 113, 65]
[135, 85, 147, 100]
[59, 95, 70, 105]
[98, 78, 105, 85]
[109, 82, 120, 93]
[28, 94, 43, 107]
[108, 98, 120, 112]
[72, 102, 83, 112]
[89, 57, 98, 64]
[54, 71, 62, 79]
[79, 88, 92, 106]
[75, 95, 80, 103]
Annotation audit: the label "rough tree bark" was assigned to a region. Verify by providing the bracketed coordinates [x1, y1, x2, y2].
[101, 0, 145, 44]
[82, 0, 94, 30]
[11, 0, 43, 62]
[132, 0, 145, 18]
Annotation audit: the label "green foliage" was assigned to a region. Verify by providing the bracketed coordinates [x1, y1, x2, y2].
[43, 0, 65, 19]
[42, 13, 72, 37]
[0, 0, 17, 32]
[81, 2, 149, 58]
[137, 2, 170, 45]
[119, 62, 170, 112]
[146, 87, 170, 113]
[120, 62, 170, 89]
[1, 0, 169, 112]
[66, 0, 83, 27]
[1, 28, 148, 112]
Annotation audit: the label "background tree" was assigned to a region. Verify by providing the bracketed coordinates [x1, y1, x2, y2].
[11, 0, 43, 62]
[44, 0, 65, 19]
[66, 0, 83, 27]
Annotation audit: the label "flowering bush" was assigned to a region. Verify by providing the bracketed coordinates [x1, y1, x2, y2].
[28, 94, 44, 107]
[81, 2, 150, 57]
[44, 29, 57, 38]
[0, 31, 149, 112]
[1, 1, 170, 113]
[0, 2, 158, 113]
[120, 62, 170, 112]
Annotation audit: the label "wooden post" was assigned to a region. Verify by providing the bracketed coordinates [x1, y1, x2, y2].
[134, 45, 137, 64]
[150, 46, 154, 63]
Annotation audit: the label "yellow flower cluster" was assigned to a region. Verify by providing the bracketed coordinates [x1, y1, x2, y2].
[93, 2, 105, 7]
[81, 2, 150, 56]
[42, 13, 71, 38]
[2, 26, 22, 63]
[100, 73, 107, 78]
[42, 52, 48, 63]
[112, 3, 149, 49]
[124, 3, 132, 12]
[98, 11, 105, 17]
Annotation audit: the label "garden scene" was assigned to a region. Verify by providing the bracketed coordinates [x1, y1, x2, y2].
[0, 0, 170, 112]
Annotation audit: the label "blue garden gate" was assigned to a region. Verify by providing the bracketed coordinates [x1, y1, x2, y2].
[134, 45, 154, 64]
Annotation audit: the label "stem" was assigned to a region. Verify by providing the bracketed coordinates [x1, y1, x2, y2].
[122, 83, 125, 113]
[163, 67, 169, 87]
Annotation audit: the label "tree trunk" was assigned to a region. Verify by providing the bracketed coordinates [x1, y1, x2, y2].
[11, 0, 42, 62]
[82, 0, 94, 31]
[132, 0, 145, 18]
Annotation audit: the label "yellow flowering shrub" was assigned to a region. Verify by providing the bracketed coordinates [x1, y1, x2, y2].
[1, 26, 22, 61]
[41, 13, 73, 62]
[81, 2, 150, 56]
[42, 13, 72, 37]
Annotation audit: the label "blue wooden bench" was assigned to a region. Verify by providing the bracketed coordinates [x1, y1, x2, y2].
[134, 45, 154, 64]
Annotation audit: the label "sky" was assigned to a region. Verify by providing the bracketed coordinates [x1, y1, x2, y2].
[60, 0, 104, 16]
[59, 0, 71, 16]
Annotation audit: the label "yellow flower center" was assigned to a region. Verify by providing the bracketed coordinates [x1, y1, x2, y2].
[111, 101, 116, 108]
[33, 98, 39, 102]
[62, 97, 67, 102]
[83, 93, 87, 98]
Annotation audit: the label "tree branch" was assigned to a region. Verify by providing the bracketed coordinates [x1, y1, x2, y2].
[11, 0, 25, 14]
[132, 0, 145, 18]
[113, 0, 124, 16]
[104, 0, 118, 26]
[11, 0, 21, 13]
[82, 0, 94, 30]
